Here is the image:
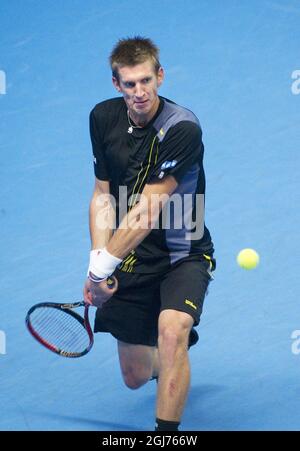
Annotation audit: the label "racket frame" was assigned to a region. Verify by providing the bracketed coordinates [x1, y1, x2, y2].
[25, 301, 94, 358]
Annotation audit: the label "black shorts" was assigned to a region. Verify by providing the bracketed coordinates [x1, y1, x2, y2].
[94, 255, 216, 347]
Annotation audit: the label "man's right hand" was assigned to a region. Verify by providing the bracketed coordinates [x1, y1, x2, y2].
[83, 276, 118, 308]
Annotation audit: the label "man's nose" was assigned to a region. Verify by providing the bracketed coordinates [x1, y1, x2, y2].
[135, 83, 144, 98]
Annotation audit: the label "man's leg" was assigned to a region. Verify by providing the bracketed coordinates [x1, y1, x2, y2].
[117, 341, 159, 389]
[156, 309, 194, 424]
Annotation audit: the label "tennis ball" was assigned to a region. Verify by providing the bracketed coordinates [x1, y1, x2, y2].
[237, 248, 259, 270]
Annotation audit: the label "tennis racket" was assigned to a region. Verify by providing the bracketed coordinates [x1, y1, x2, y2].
[26, 278, 115, 358]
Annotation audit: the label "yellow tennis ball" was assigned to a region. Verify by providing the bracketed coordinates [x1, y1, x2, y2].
[237, 248, 259, 270]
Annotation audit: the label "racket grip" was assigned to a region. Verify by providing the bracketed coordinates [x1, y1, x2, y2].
[107, 277, 116, 289]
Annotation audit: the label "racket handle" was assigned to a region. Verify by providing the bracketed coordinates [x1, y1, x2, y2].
[107, 277, 115, 289]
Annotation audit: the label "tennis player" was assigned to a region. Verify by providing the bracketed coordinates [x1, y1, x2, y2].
[83, 36, 216, 431]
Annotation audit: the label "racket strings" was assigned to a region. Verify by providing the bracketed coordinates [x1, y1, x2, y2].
[29, 307, 90, 354]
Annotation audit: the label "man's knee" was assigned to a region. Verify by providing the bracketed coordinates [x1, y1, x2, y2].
[158, 328, 189, 359]
[122, 365, 152, 390]
[118, 341, 155, 390]
[158, 310, 193, 357]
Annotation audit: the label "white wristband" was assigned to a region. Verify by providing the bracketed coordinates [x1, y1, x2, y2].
[88, 247, 122, 280]
[87, 248, 103, 277]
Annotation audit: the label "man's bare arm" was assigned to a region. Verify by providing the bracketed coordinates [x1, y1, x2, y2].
[89, 178, 115, 249]
[106, 175, 178, 258]
[85, 175, 177, 306]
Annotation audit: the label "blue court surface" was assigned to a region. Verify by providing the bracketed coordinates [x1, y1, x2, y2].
[1, 0, 300, 431]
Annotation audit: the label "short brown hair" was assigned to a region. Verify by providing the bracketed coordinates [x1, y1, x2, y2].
[109, 36, 161, 80]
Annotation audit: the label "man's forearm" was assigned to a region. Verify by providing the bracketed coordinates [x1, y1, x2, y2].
[106, 177, 178, 259]
[87, 192, 151, 281]
[106, 201, 155, 259]
[89, 192, 115, 249]
[106, 189, 169, 259]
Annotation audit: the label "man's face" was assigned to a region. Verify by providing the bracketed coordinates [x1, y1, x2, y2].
[113, 59, 164, 118]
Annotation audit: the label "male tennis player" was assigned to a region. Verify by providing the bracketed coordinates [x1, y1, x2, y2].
[83, 36, 215, 431]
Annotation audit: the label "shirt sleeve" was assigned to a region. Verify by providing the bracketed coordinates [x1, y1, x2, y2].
[147, 121, 204, 184]
[89, 107, 110, 181]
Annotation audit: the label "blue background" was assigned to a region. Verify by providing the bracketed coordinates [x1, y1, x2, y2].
[0, 0, 300, 430]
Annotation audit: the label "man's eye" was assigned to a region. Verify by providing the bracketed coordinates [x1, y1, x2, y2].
[124, 82, 135, 88]
[143, 78, 151, 83]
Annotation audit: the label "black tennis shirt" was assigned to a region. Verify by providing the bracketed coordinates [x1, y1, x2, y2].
[90, 96, 214, 273]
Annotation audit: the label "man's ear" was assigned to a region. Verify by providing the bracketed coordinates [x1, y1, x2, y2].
[157, 67, 164, 88]
[112, 76, 121, 92]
